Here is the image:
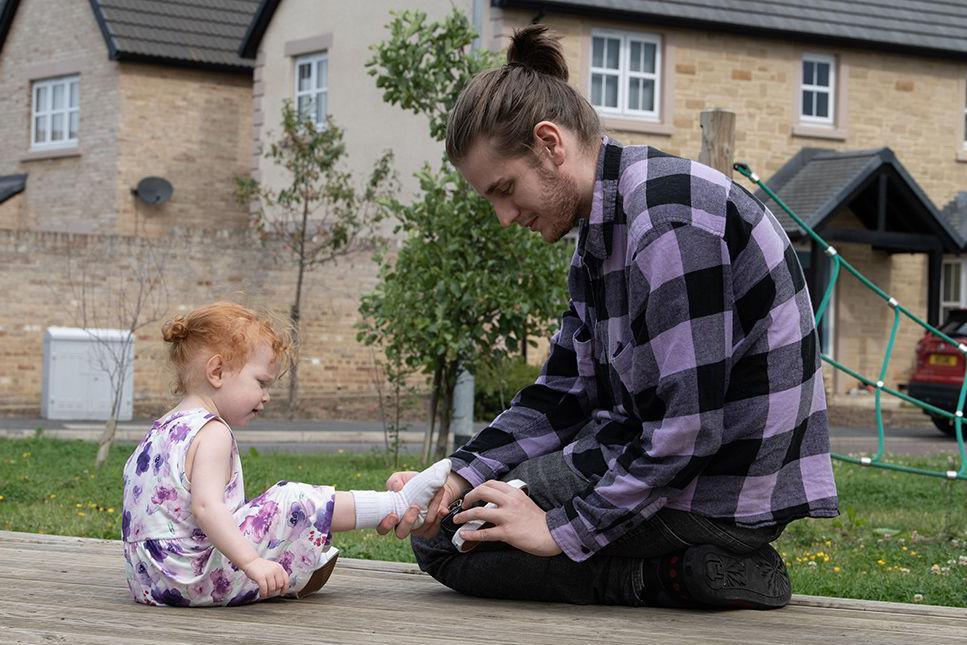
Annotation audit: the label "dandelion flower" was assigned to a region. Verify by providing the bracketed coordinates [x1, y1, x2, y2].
[877, 559, 886, 565]
[833, 566, 841, 573]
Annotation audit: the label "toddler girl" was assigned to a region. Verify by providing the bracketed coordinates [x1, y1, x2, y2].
[121, 302, 450, 607]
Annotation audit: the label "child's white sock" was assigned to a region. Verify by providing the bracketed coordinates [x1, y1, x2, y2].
[351, 458, 452, 529]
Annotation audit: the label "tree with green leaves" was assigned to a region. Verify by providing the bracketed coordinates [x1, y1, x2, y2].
[359, 9, 571, 460]
[237, 102, 397, 412]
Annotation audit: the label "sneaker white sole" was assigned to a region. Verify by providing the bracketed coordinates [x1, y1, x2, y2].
[451, 479, 529, 553]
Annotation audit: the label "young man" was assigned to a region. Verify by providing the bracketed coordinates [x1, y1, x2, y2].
[379, 25, 838, 609]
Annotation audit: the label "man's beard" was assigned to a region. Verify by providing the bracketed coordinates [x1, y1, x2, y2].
[535, 164, 580, 243]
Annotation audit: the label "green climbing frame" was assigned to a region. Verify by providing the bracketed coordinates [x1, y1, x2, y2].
[734, 162, 967, 481]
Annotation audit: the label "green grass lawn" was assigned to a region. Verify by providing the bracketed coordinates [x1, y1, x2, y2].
[1, 435, 965, 607]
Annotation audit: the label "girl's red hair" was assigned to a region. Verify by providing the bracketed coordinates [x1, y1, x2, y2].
[161, 302, 292, 395]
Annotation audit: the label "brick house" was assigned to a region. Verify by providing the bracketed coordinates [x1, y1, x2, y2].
[0, 1, 415, 419]
[0, 0, 258, 236]
[5, 0, 967, 419]
[0, 0, 356, 417]
[242, 0, 967, 405]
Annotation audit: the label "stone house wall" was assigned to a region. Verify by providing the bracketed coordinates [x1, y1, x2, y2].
[0, 227, 388, 417]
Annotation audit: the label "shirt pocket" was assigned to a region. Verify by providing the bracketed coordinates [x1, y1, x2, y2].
[608, 340, 636, 412]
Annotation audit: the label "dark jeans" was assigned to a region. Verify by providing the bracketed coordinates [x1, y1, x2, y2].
[412, 449, 785, 606]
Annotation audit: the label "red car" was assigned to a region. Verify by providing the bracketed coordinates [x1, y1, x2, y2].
[907, 309, 967, 437]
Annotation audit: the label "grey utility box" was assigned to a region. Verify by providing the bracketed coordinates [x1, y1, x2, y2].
[42, 327, 134, 421]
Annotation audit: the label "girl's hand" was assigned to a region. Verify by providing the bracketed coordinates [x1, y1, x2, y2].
[242, 557, 290, 598]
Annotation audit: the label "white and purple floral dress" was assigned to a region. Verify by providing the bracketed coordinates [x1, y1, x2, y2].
[121, 408, 338, 607]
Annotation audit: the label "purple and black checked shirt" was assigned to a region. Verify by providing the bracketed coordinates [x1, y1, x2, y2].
[451, 138, 838, 562]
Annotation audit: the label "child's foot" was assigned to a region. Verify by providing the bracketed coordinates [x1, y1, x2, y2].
[295, 553, 339, 599]
[352, 458, 451, 529]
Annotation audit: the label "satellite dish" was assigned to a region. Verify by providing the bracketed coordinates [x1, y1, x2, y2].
[132, 176, 173, 205]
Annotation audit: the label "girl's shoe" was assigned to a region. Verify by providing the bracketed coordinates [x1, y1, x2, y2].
[296, 553, 339, 599]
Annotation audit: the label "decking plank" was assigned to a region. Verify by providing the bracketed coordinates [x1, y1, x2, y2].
[2, 531, 966, 644]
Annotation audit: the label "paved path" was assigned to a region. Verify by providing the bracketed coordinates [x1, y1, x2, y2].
[0, 417, 959, 455]
[3, 530, 966, 644]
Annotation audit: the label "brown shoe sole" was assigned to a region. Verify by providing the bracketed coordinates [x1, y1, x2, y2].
[296, 553, 339, 599]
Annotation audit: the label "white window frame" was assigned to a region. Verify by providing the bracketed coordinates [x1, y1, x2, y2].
[589, 29, 661, 121]
[31, 75, 79, 150]
[800, 53, 835, 126]
[941, 258, 967, 321]
[294, 52, 328, 127]
[962, 79, 967, 149]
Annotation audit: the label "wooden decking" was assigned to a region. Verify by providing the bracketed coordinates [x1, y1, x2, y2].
[2, 531, 966, 644]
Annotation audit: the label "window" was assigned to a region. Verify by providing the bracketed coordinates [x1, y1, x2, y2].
[295, 53, 328, 126]
[942, 259, 967, 321]
[589, 30, 661, 120]
[800, 54, 835, 125]
[963, 81, 967, 148]
[31, 75, 79, 149]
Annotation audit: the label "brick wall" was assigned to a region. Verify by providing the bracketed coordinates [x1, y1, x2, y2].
[115, 64, 253, 237]
[0, 228, 391, 418]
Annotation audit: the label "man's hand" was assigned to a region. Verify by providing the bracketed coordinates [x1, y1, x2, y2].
[241, 556, 290, 598]
[455, 480, 563, 557]
[377, 470, 471, 539]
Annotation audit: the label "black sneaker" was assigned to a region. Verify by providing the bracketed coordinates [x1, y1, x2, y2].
[681, 543, 791, 609]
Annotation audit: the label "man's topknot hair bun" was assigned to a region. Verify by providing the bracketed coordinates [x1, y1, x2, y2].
[445, 23, 601, 162]
[506, 24, 569, 82]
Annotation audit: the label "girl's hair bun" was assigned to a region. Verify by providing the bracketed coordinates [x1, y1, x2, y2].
[161, 318, 190, 343]
[506, 24, 569, 82]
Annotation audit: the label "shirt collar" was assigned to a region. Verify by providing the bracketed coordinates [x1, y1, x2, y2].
[577, 136, 623, 262]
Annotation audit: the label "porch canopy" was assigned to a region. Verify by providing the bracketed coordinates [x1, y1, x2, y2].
[756, 148, 964, 326]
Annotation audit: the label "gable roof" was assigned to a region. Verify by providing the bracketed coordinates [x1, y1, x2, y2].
[0, 0, 19, 57]
[942, 192, 967, 244]
[89, 0, 260, 73]
[0, 0, 259, 73]
[757, 147, 963, 251]
[238, 0, 278, 59]
[494, 0, 967, 60]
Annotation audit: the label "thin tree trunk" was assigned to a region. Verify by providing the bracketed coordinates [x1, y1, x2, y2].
[520, 321, 527, 361]
[95, 389, 123, 467]
[423, 361, 442, 463]
[287, 301, 301, 416]
[392, 369, 402, 467]
[434, 363, 457, 459]
[287, 192, 311, 416]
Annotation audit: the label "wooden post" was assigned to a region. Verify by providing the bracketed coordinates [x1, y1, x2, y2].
[699, 109, 736, 179]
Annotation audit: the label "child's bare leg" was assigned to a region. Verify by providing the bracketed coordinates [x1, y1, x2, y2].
[331, 492, 357, 532]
